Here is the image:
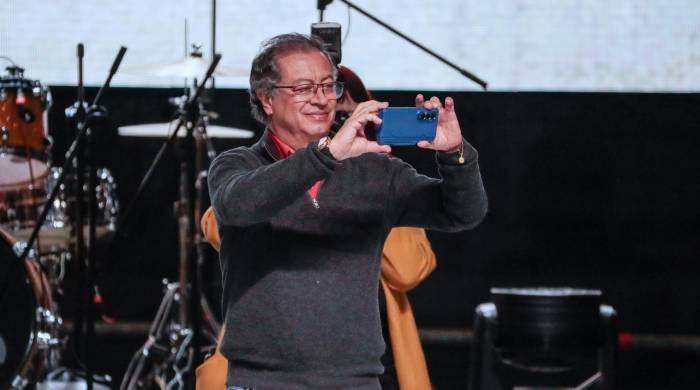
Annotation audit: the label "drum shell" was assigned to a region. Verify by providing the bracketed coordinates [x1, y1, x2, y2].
[0, 166, 119, 250]
[0, 77, 48, 154]
[0, 155, 48, 228]
[43, 167, 119, 231]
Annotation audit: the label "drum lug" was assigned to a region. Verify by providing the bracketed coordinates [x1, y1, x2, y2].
[35, 331, 59, 348]
[12, 240, 34, 258]
[36, 306, 61, 326]
[1, 126, 9, 144]
[11, 375, 30, 390]
[1, 126, 10, 155]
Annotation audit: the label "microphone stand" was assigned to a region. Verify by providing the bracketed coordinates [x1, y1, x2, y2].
[76, 43, 91, 388]
[72, 43, 87, 383]
[118, 54, 221, 390]
[318, 0, 488, 90]
[15, 44, 126, 389]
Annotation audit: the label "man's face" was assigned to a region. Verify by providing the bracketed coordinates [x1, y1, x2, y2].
[260, 50, 337, 149]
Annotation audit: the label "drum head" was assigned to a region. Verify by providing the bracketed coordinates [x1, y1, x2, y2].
[0, 154, 48, 191]
[0, 229, 36, 388]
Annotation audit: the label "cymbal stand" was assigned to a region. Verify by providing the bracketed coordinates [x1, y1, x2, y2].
[193, 109, 222, 340]
[119, 55, 221, 390]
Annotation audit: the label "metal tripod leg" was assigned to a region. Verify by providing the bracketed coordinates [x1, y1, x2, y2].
[119, 281, 192, 390]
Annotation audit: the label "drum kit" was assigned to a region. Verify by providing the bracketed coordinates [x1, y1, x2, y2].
[0, 47, 252, 389]
[0, 64, 76, 390]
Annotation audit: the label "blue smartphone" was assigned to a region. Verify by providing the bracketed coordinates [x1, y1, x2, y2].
[376, 107, 438, 145]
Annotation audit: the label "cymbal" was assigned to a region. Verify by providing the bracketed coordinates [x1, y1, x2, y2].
[118, 121, 255, 139]
[120, 56, 249, 78]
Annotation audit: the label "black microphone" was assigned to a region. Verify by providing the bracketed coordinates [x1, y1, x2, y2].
[318, 0, 333, 10]
[110, 46, 127, 76]
[317, 0, 333, 22]
[93, 46, 127, 105]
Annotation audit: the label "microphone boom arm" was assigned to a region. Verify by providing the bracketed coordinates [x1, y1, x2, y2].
[329, 0, 488, 90]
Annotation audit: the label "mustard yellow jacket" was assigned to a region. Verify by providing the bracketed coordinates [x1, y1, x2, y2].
[196, 207, 435, 390]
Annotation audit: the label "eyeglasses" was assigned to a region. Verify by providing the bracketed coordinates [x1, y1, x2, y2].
[274, 81, 344, 100]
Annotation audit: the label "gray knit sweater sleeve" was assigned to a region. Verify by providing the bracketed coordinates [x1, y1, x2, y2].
[208, 142, 339, 226]
[387, 138, 488, 232]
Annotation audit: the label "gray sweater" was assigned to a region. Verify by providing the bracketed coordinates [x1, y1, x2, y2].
[208, 130, 487, 389]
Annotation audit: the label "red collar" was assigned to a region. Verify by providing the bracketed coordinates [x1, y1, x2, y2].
[268, 131, 295, 159]
[268, 131, 323, 202]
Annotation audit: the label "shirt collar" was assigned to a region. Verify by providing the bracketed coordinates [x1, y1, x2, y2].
[268, 130, 295, 159]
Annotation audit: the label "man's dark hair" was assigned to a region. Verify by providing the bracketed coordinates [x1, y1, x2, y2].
[249, 33, 337, 125]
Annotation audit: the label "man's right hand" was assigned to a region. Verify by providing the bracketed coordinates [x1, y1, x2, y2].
[328, 100, 392, 160]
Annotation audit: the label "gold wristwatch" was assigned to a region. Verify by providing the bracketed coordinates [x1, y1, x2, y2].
[317, 136, 336, 160]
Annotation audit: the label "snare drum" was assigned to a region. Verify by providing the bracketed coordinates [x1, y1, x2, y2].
[0, 154, 49, 226]
[0, 227, 57, 388]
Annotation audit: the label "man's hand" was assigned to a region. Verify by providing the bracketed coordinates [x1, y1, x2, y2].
[415, 94, 463, 152]
[328, 100, 392, 160]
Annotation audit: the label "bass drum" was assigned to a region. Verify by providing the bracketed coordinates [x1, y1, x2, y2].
[0, 227, 56, 389]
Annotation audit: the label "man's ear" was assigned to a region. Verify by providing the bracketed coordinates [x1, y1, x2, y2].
[258, 91, 273, 116]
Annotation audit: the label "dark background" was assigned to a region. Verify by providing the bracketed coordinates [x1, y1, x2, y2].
[46, 86, 700, 388]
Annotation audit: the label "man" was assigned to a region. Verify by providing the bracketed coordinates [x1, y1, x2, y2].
[208, 33, 487, 389]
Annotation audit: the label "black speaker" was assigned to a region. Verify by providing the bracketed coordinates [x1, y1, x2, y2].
[469, 287, 618, 390]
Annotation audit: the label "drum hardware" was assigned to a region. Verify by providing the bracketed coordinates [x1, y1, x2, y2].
[11, 234, 66, 355]
[119, 54, 223, 390]
[120, 281, 195, 390]
[1, 125, 9, 147]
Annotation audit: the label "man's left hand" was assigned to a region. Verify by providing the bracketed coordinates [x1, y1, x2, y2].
[415, 95, 463, 153]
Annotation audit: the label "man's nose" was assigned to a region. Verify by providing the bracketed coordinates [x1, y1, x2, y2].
[309, 85, 329, 105]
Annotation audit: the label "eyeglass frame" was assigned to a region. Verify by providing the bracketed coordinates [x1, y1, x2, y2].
[273, 81, 345, 100]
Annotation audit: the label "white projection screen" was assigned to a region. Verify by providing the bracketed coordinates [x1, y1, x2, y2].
[1, 0, 698, 91]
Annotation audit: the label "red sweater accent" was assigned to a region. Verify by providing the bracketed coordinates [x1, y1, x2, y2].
[269, 132, 323, 199]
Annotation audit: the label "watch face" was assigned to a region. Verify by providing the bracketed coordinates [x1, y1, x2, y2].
[318, 136, 329, 148]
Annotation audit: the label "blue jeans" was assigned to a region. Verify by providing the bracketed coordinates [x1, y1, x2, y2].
[226, 387, 254, 390]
